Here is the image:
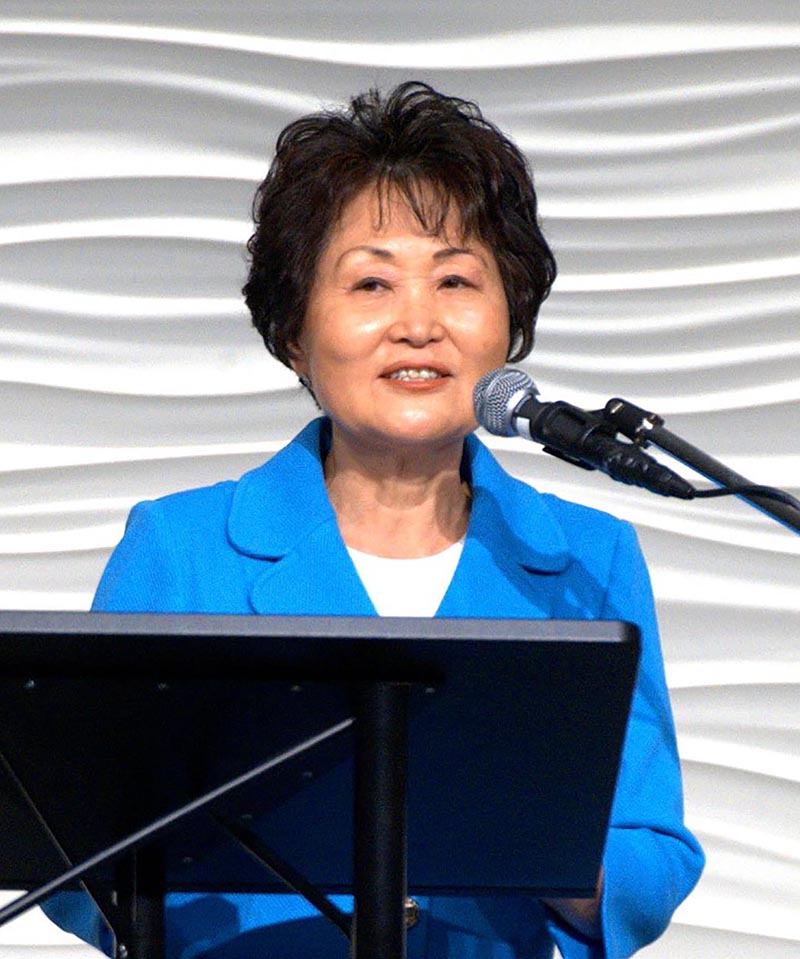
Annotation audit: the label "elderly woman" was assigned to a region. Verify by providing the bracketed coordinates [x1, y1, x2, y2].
[45, 82, 703, 958]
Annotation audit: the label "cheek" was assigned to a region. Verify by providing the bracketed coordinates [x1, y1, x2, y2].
[306, 310, 387, 371]
[480, 309, 511, 350]
[492, 301, 512, 360]
[468, 302, 511, 361]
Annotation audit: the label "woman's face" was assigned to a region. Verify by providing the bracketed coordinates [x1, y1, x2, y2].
[291, 185, 510, 456]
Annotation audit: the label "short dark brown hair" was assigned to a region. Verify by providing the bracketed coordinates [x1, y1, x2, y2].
[243, 81, 556, 366]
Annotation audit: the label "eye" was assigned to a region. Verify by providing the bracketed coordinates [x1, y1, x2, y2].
[353, 277, 389, 292]
[440, 274, 472, 289]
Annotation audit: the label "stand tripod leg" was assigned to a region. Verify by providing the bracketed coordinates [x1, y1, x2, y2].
[353, 682, 409, 959]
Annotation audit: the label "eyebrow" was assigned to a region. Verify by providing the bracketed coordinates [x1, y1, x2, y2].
[336, 244, 485, 267]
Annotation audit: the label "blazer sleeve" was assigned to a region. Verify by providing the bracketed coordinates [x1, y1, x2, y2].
[548, 521, 704, 959]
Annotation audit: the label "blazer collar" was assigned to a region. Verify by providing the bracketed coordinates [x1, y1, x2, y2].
[227, 418, 571, 616]
[227, 418, 337, 559]
[461, 433, 570, 575]
[228, 420, 376, 615]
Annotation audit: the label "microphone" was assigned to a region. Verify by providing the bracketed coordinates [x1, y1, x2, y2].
[473, 368, 695, 499]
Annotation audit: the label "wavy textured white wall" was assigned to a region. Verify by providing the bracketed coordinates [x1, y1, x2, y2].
[1, 3, 799, 957]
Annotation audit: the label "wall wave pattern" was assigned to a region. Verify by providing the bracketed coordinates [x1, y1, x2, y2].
[0, 4, 798, 957]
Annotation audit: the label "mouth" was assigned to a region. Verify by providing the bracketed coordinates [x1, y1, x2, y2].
[381, 364, 451, 382]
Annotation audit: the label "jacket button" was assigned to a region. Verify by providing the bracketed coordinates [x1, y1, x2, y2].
[404, 897, 420, 929]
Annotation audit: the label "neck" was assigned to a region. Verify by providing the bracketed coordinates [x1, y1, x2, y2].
[324, 426, 471, 558]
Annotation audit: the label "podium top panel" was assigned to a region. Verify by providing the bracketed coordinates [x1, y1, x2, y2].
[0, 611, 637, 681]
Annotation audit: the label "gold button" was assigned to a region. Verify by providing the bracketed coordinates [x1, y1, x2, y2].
[404, 896, 420, 929]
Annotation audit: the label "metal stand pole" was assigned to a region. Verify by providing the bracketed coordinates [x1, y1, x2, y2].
[353, 682, 410, 959]
[114, 847, 164, 959]
[604, 397, 800, 533]
[647, 423, 800, 534]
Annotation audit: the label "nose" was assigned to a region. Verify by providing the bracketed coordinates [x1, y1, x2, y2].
[387, 287, 446, 346]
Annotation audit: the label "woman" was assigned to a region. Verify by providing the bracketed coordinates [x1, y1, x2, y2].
[45, 82, 703, 958]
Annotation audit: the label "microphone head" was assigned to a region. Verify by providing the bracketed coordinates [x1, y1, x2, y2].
[473, 368, 538, 436]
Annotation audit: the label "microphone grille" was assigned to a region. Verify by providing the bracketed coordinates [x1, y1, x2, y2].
[473, 368, 537, 436]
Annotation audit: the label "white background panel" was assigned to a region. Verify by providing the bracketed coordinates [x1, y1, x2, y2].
[0, 2, 798, 956]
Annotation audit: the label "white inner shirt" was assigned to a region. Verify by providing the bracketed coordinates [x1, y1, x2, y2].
[346, 539, 465, 617]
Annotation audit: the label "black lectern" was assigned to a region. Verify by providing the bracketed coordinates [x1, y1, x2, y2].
[0, 612, 639, 959]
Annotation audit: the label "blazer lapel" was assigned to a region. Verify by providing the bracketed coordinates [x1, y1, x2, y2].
[437, 435, 572, 619]
[226, 418, 376, 617]
[249, 521, 377, 616]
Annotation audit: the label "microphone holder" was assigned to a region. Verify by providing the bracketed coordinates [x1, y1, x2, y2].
[601, 398, 800, 536]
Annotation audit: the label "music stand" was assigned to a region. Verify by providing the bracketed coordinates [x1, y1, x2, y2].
[0, 612, 640, 959]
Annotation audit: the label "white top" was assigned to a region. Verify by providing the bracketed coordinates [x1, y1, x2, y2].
[346, 539, 465, 616]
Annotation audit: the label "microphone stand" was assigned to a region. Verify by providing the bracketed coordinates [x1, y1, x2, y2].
[602, 398, 800, 536]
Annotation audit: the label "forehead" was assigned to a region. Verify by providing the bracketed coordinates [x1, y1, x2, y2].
[331, 182, 470, 247]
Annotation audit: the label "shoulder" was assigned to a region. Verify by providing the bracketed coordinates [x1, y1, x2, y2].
[93, 421, 331, 613]
[127, 418, 328, 539]
[130, 476, 236, 528]
[540, 488, 634, 547]
[93, 478, 242, 612]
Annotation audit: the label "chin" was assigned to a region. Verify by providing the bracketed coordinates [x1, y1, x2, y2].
[331, 411, 472, 454]
[380, 418, 470, 450]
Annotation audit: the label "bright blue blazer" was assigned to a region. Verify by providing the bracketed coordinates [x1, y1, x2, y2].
[44, 419, 703, 959]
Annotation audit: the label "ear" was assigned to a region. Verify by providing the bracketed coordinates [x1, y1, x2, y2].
[286, 339, 309, 378]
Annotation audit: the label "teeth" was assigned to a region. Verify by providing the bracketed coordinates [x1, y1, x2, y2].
[387, 368, 443, 381]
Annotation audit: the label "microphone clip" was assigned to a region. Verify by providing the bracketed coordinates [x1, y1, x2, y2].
[516, 395, 621, 473]
[602, 398, 664, 447]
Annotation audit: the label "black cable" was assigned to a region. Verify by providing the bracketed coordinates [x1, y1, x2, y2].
[691, 485, 800, 508]
[602, 397, 800, 534]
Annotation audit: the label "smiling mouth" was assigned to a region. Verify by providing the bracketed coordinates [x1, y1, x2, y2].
[385, 367, 448, 381]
